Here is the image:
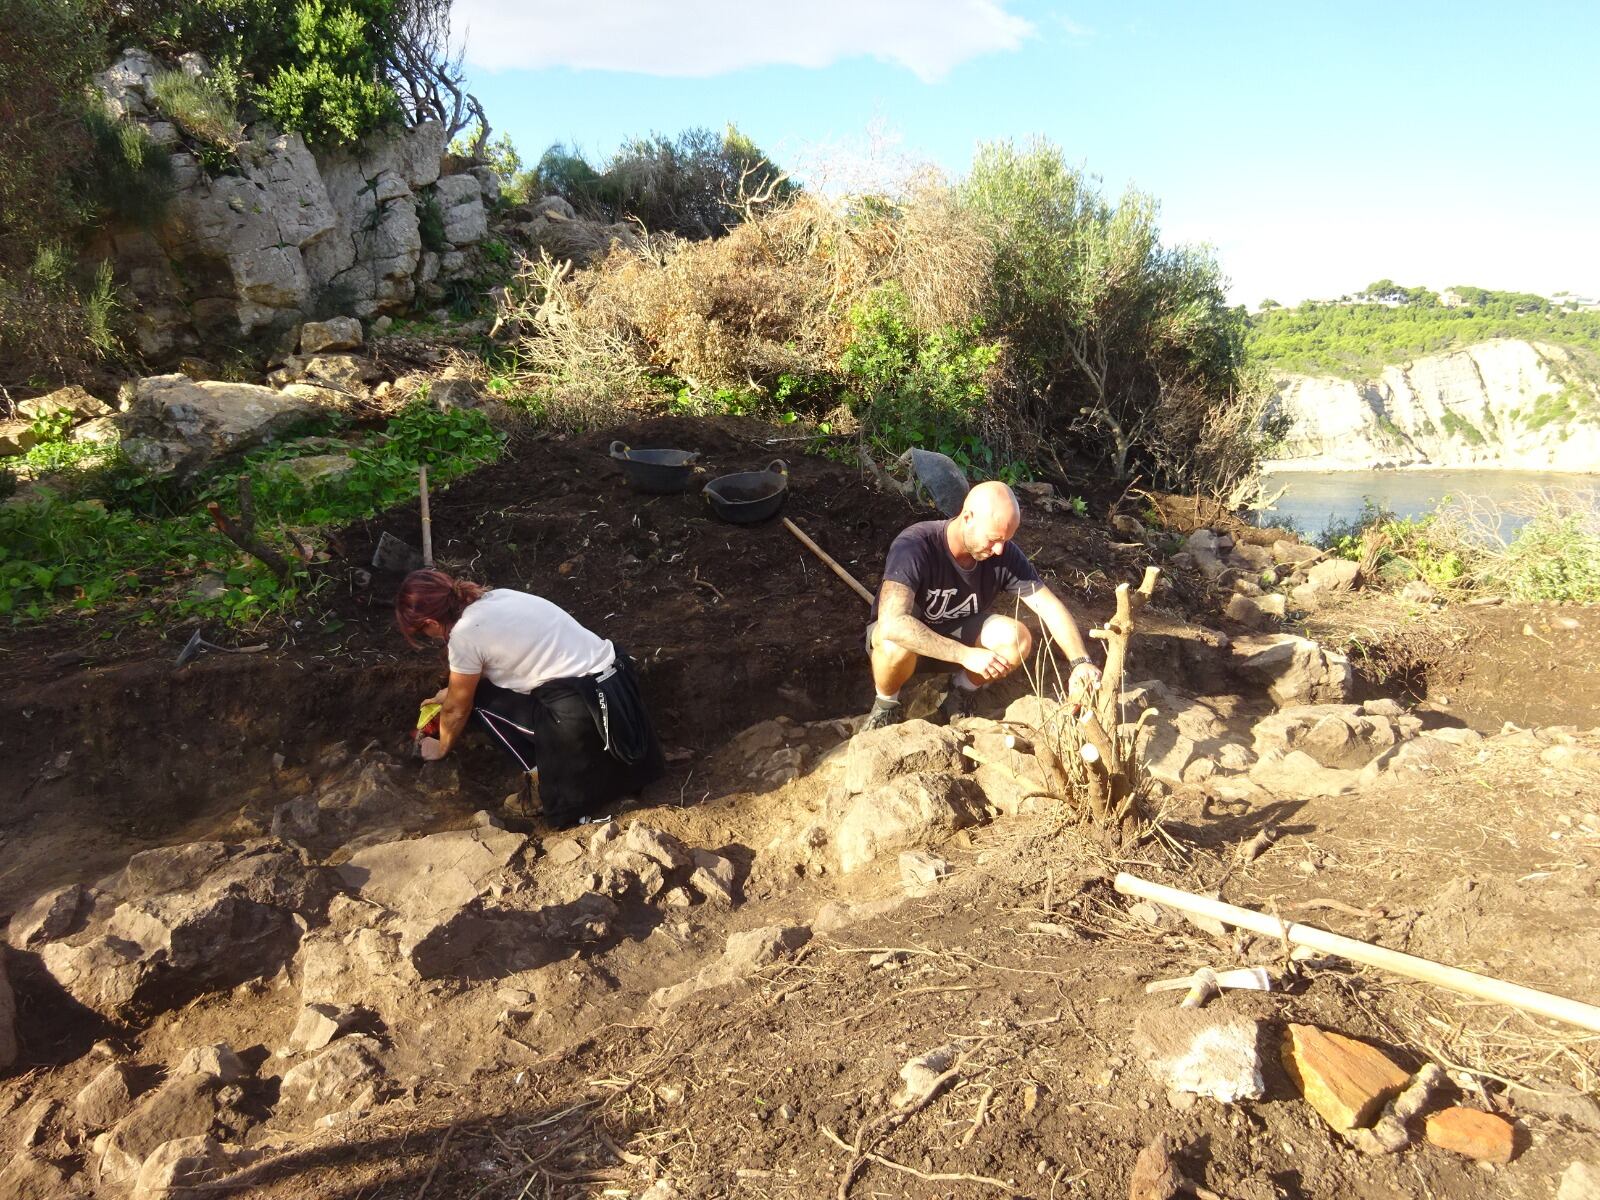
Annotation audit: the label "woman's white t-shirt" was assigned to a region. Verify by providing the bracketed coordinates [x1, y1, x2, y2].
[446, 589, 615, 693]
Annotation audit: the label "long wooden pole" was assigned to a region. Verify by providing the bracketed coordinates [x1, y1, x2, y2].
[419, 465, 434, 568]
[1114, 872, 1600, 1033]
[783, 517, 874, 606]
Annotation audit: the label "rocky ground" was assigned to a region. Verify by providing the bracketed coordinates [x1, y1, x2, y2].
[2, 415, 1599, 1200]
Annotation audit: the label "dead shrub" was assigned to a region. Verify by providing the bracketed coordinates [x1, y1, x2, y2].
[494, 186, 998, 424]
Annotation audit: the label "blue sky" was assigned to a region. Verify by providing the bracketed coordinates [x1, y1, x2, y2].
[454, 1, 1600, 307]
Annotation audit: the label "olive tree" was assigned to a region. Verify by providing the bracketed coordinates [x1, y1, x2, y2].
[960, 139, 1266, 493]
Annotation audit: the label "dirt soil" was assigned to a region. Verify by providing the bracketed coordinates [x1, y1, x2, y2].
[2, 414, 1598, 1199]
[0, 416, 1199, 911]
[1298, 592, 1600, 732]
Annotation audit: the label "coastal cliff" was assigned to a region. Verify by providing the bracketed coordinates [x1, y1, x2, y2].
[1263, 338, 1600, 471]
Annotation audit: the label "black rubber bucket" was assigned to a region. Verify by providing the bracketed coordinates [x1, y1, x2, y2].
[704, 460, 789, 524]
[610, 441, 700, 494]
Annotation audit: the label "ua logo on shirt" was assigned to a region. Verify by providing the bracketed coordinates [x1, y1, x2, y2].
[924, 587, 978, 623]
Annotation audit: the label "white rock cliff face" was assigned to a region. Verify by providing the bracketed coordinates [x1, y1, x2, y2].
[93, 49, 491, 358]
[1264, 339, 1600, 472]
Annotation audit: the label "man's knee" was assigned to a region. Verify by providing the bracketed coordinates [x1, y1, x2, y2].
[982, 616, 1032, 665]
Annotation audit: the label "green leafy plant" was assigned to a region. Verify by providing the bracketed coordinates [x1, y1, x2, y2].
[151, 69, 242, 162]
[840, 283, 1004, 475]
[417, 192, 447, 252]
[252, 0, 401, 147]
[0, 402, 503, 625]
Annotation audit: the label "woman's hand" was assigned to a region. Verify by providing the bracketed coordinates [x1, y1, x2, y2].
[419, 736, 447, 761]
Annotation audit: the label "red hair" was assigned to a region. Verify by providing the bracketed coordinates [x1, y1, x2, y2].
[395, 569, 486, 646]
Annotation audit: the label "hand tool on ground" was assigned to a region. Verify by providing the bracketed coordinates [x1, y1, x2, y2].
[782, 517, 873, 605]
[419, 464, 434, 568]
[371, 530, 423, 572]
[174, 630, 269, 668]
[1146, 966, 1274, 1008]
[1116, 872, 1600, 1032]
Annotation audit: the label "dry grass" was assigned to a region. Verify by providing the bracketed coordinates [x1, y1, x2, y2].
[492, 186, 996, 423]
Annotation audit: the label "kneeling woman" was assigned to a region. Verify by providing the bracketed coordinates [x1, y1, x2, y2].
[395, 570, 663, 824]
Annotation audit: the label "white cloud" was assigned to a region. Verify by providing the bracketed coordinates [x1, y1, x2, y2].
[452, 0, 1033, 81]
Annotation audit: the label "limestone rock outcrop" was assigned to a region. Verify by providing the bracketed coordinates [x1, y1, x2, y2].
[1265, 338, 1600, 472]
[92, 48, 495, 358]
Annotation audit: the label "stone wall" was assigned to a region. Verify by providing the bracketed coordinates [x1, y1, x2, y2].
[93, 49, 493, 360]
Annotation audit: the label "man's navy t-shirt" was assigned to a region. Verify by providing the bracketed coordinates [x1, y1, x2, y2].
[869, 520, 1043, 636]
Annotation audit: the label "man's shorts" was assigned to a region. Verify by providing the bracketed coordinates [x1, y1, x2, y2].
[864, 611, 991, 673]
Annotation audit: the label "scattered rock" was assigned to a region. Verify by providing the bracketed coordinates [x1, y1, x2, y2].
[1423, 1107, 1516, 1163]
[1282, 1023, 1409, 1132]
[834, 773, 985, 874]
[587, 820, 622, 856]
[1542, 745, 1600, 777]
[1509, 1084, 1600, 1132]
[298, 317, 363, 354]
[1133, 1009, 1264, 1102]
[846, 720, 967, 793]
[289, 1004, 359, 1052]
[532, 840, 579, 872]
[1358, 735, 1464, 785]
[76, 1062, 138, 1130]
[0, 419, 39, 455]
[0, 1154, 74, 1200]
[100, 1074, 232, 1189]
[1273, 539, 1322, 566]
[1306, 558, 1361, 593]
[18, 384, 112, 424]
[892, 1044, 958, 1109]
[1400, 580, 1438, 603]
[899, 850, 951, 891]
[173, 1044, 246, 1084]
[1232, 634, 1355, 707]
[278, 1036, 384, 1118]
[688, 849, 740, 906]
[336, 826, 526, 922]
[279, 453, 355, 487]
[1111, 514, 1146, 537]
[116, 375, 323, 482]
[132, 1136, 258, 1200]
[1224, 592, 1283, 629]
[42, 845, 335, 1021]
[1249, 749, 1360, 797]
[1129, 1133, 1184, 1200]
[622, 824, 691, 870]
[652, 925, 811, 1007]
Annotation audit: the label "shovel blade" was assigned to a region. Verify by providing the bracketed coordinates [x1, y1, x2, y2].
[174, 629, 206, 668]
[372, 531, 424, 573]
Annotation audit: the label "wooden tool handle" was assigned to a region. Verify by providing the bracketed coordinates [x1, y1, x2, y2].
[419, 465, 433, 569]
[1115, 872, 1600, 1033]
[782, 517, 873, 605]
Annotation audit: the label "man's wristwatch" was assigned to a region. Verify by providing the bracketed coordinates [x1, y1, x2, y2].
[1068, 656, 1092, 671]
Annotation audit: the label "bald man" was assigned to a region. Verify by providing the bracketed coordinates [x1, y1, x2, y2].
[862, 481, 1102, 730]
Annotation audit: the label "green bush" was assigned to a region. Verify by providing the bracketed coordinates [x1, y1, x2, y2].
[840, 283, 1008, 475]
[253, 0, 400, 146]
[1477, 502, 1600, 603]
[77, 109, 175, 225]
[152, 69, 241, 151]
[532, 125, 794, 238]
[1249, 292, 1600, 378]
[417, 192, 446, 251]
[958, 139, 1262, 489]
[0, 0, 135, 387]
